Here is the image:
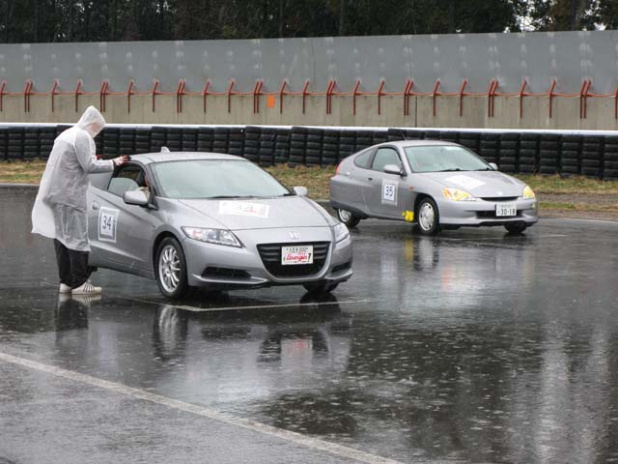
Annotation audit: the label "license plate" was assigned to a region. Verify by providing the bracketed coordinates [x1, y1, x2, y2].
[496, 202, 517, 217]
[281, 245, 313, 265]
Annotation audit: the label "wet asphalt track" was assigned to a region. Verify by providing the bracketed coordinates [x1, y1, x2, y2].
[1, 186, 618, 464]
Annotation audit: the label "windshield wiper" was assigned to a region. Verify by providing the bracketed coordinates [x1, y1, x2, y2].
[473, 167, 493, 171]
[208, 195, 255, 199]
[437, 168, 463, 172]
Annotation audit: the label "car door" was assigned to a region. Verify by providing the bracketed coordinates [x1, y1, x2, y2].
[88, 164, 158, 274]
[362, 146, 411, 219]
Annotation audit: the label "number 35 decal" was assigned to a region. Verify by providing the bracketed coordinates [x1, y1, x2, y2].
[98, 207, 119, 243]
[382, 180, 398, 205]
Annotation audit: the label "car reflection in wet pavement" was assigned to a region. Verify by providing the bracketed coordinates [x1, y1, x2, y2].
[2, 186, 618, 464]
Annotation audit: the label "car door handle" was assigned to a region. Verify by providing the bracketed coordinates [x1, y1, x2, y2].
[91, 202, 100, 211]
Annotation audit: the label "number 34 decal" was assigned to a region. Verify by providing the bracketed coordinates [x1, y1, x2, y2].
[98, 207, 119, 243]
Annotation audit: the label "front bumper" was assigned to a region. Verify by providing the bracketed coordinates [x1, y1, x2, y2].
[181, 227, 353, 290]
[436, 197, 539, 227]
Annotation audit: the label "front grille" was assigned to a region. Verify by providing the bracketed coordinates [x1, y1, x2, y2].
[202, 267, 251, 280]
[480, 196, 519, 202]
[257, 242, 330, 278]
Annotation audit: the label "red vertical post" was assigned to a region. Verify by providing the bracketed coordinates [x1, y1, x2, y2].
[74, 80, 83, 112]
[458, 80, 467, 117]
[127, 80, 135, 113]
[403, 80, 414, 116]
[487, 80, 498, 118]
[0, 81, 6, 112]
[579, 79, 591, 119]
[176, 80, 186, 114]
[614, 86, 618, 120]
[548, 79, 557, 119]
[278, 80, 287, 114]
[432, 80, 441, 117]
[151, 80, 159, 113]
[519, 80, 528, 120]
[99, 81, 109, 112]
[301, 80, 310, 114]
[352, 80, 361, 115]
[51, 80, 59, 113]
[253, 80, 263, 114]
[326, 80, 336, 115]
[24, 80, 33, 113]
[202, 80, 210, 113]
[227, 80, 236, 114]
[377, 79, 386, 115]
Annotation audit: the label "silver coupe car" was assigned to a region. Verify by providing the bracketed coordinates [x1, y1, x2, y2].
[87, 152, 353, 299]
[330, 140, 538, 235]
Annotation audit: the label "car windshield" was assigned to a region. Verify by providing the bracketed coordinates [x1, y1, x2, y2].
[152, 159, 290, 199]
[404, 145, 491, 173]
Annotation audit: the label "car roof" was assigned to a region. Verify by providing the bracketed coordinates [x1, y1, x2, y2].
[379, 140, 460, 149]
[131, 152, 245, 165]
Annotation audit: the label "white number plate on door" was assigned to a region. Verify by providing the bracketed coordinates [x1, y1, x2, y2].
[281, 245, 314, 265]
[496, 203, 517, 217]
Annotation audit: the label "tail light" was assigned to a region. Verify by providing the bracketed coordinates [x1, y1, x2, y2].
[335, 162, 342, 175]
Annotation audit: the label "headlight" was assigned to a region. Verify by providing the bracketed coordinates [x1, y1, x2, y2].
[442, 188, 477, 201]
[523, 185, 536, 199]
[182, 227, 242, 247]
[333, 222, 349, 242]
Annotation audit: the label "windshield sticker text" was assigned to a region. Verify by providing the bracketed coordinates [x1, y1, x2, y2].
[219, 201, 270, 219]
[446, 175, 485, 190]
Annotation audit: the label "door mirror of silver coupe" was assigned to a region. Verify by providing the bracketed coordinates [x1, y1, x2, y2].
[123, 189, 150, 206]
[489, 162, 499, 170]
[383, 164, 406, 176]
[293, 186, 308, 197]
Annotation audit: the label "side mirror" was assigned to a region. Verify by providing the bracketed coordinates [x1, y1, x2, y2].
[489, 162, 499, 171]
[383, 164, 406, 176]
[293, 186, 308, 197]
[123, 189, 149, 206]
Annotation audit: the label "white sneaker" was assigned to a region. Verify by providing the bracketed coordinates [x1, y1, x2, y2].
[72, 281, 102, 295]
[59, 283, 72, 294]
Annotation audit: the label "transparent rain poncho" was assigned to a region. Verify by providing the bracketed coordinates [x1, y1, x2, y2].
[31, 106, 114, 251]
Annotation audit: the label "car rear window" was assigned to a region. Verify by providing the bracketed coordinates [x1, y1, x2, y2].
[152, 159, 290, 199]
[354, 149, 374, 168]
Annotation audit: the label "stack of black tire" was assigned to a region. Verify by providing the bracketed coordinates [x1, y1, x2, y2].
[321, 129, 339, 165]
[539, 134, 560, 175]
[150, 126, 167, 152]
[581, 135, 603, 178]
[274, 128, 290, 164]
[0, 128, 7, 160]
[197, 127, 215, 152]
[102, 127, 120, 160]
[354, 130, 374, 153]
[165, 128, 182, 152]
[338, 130, 356, 161]
[479, 133, 500, 165]
[39, 128, 56, 158]
[559, 134, 581, 176]
[518, 133, 539, 174]
[458, 131, 481, 153]
[181, 128, 198, 152]
[603, 136, 618, 180]
[119, 128, 136, 156]
[289, 127, 307, 166]
[7, 127, 24, 161]
[23, 128, 40, 161]
[135, 129, 151, 154]
[227, 128, 244, 157]
[257, 127, 276, 166]
[242, 126, 260, 162]
[499, 133, 518, 173]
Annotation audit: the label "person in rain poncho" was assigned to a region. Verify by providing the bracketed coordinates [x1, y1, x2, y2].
[31, 106, 129, 295]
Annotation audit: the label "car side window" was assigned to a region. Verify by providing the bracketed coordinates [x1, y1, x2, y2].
[371, 148, 402, 172]
[353, 149, 374, 169]
[108, 166, 142, 197]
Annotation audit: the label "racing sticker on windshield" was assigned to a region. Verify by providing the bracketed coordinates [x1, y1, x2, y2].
[98, 207, 119, 243]
[382, 180, 398, 205]
[446, 175, 485, 190]
[219, 201, 270, 219]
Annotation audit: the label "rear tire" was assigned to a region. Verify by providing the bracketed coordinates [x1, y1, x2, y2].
[156, 237, 190, 299]
[336, 208, 361, 228]
[416, 197, 441, 235]
[303, 282, 339, 296]
[504, 222, 528, 234]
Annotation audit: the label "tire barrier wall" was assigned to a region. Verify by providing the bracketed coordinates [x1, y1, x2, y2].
[1, 125, 617, 181]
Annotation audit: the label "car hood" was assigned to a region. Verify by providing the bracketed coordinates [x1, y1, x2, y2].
[178, 196, 333, 231]
[420, 171, 525, 197]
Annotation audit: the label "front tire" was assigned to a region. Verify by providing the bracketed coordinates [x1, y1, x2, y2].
[336, 209, 361, 228]
[156, 237, 190, 299]
[504, 222, 528, 234]
[416, 197, 440, 235]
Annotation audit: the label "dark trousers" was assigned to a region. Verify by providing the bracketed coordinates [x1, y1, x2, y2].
[54, 239, 91, 289]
